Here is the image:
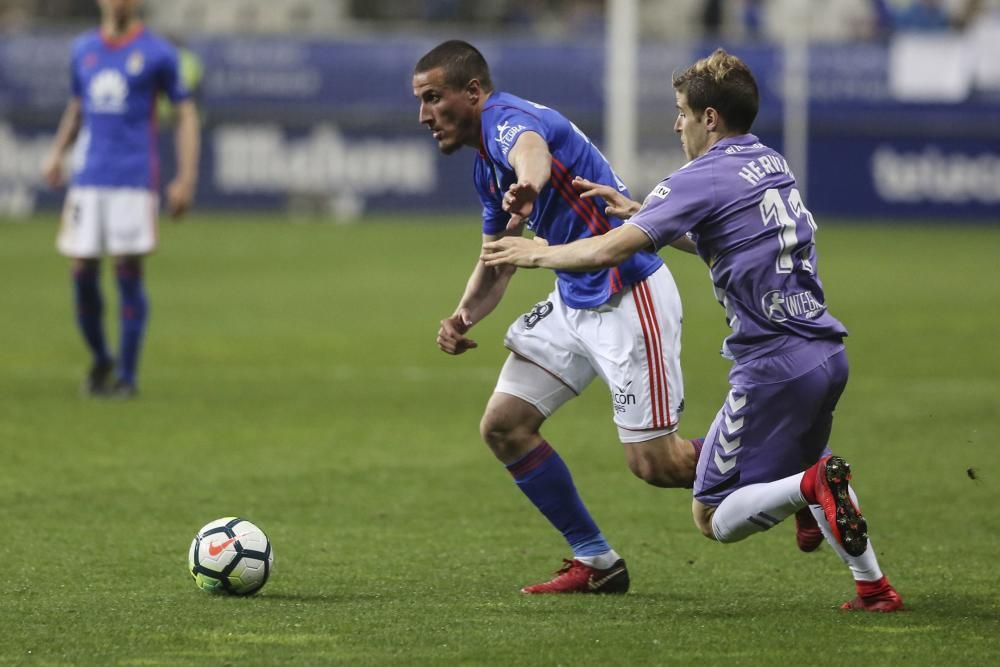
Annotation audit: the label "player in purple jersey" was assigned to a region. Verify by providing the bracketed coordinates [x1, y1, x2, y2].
[42, 0, 200, 398]
[414, 40, 703, 594]
[483, 49, 903, 612]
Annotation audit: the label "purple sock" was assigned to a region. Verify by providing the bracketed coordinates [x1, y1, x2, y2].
[116, 262, 148, 386]
[506, 441, 610, 557]
[72, 264, 110, 365]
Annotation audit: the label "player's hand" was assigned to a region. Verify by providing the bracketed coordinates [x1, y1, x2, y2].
[572, 176, 641, 220]
[166, 178, 195, 219]
[41, 153, 65, 189]
[437, 311, 478, 355]
[502, 181, 539, 231]
[481, 236, 544, 268]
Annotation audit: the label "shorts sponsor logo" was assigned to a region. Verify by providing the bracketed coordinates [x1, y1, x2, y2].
[523, 301, 553, 329]
[612, 381, 636, 414]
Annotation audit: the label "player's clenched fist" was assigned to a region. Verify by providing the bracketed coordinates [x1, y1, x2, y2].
[437, 312, 478, 355]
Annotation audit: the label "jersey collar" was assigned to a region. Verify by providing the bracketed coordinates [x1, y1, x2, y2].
[100, 22, 145, 50]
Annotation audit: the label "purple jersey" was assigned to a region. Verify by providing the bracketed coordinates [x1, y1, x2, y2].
[70, 25, 189, 190]
[628, 134, 847, 362]
[475, 92, 662, 309]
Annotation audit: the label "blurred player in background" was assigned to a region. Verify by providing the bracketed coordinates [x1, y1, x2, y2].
[482, 48, 903, 612]
[413, 40, 702, 594]
[42, 0, 200, 398]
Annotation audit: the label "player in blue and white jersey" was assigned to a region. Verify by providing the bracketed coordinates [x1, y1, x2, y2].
[414, 40, 703, 594]
[483, 49, 903, 611]
[42, 0, 200, 398]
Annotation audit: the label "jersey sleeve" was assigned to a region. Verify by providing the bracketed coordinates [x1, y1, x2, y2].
[473, 156, 508, 235]
[156, 44, 191, 103]
[481, 106, 545, 171]
[69, 41, 83, 98]
[627, 165, 715, 250]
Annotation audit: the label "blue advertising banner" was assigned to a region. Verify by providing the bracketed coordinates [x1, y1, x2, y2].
[1, 32, 997, 219]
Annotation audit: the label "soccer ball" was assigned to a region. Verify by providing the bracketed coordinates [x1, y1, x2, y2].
[189, 517, 273, 595]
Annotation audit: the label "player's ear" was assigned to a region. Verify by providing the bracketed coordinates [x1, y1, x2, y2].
[705, 107, 722, 132]
[465, 79, 482, 103]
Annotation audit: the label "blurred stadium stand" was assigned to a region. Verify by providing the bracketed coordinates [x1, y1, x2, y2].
[1, 0, 998, 220]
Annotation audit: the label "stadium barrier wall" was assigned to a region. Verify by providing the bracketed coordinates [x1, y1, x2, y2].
[1, 33, 998, 220]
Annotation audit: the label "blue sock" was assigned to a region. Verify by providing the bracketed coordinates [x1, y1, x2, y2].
[506, 441, 610, 557]
[73, 264, 110, 365]
[115, 262, 148, 386]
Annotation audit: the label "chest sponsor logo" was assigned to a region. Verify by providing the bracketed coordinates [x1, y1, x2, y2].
[88, 68, 129, 113]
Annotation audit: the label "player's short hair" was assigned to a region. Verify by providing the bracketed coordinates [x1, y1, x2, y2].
[414, 40, 494, 93]
[673, 49, 758, 133]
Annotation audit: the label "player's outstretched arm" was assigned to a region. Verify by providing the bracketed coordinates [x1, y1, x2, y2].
[437, 232, 519, 355]
[41, 98, 82, 189]
[482, 223, 651, 271]
[574, 177, 697, 255]
[572, 176, 641, 219]
[503, 131, 551, 230]
[166, 99, 200, 218]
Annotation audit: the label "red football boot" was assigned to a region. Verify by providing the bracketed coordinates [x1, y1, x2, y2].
[841, 577, 904, 612]
[810, 456, 868, 557]
[795, 507, 824, 552]
[521, 558, 630, 594]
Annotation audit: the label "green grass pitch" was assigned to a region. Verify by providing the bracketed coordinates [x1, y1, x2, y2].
[0, 215, 997, 665]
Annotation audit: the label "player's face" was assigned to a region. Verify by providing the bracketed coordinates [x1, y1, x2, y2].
[674, 91, 710, 161]
[413, 68, 481, 155]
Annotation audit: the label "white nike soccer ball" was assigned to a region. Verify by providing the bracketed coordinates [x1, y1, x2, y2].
[188, 517, 273, 595]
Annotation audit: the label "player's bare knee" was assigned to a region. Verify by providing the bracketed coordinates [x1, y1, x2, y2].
[625, 436, 695, 488]
[627, 457, 684, 488]
[479, 412, 534, 461]
[480, 393, 546, 462]
[626, 457, 661, 486]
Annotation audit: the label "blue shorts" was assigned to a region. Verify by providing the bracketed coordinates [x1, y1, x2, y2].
[694, 339, 848, 506]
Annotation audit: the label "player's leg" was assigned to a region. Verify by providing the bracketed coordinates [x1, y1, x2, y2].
[694, 348, 850, 543]
[112, 254, 147, 397]
[805, 498, 902, 611]
[57, 187, 113, 395]
[622, 432, 699, 488]
[798, 407, 901, 611]
[692, 349, 902, 611]
[72, 257, 114, 394]
[105, 187, 158, 397]
[486, 354, 628, 594]
[602, 265, 700, 487]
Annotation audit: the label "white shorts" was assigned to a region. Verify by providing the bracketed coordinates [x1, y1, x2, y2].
[56, 186, 159, 258]
[496, 264, 684, 443]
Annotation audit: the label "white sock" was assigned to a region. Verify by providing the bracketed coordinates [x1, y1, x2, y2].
[711, 473, 806, 543]
[807, 485, 884, 582]
[576, 549, 621, 569]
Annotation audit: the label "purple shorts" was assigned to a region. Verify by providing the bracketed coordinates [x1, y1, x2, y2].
[694, 339, 848, 506]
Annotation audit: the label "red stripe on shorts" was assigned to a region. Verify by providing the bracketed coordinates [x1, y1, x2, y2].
[633, 279, 672, 428]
